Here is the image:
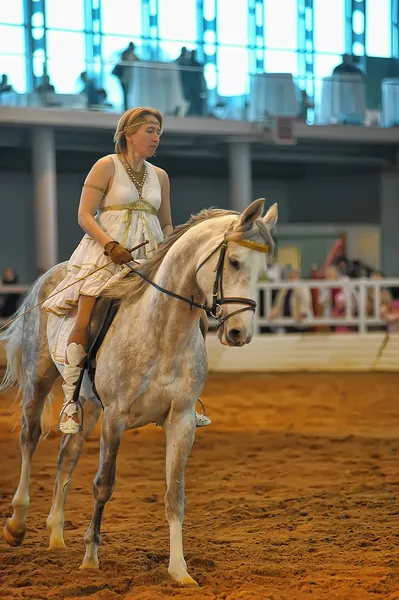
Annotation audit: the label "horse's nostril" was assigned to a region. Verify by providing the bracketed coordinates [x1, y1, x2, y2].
[229, 328, 241, 343]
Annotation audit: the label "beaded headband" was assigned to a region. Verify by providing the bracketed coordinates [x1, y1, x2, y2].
[236, 239, 269, 253]
[120, 119, 162, 135]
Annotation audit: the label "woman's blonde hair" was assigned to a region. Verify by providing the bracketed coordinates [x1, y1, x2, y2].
[113, 107, 163, 154]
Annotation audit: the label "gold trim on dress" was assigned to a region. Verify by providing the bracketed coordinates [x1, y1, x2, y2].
[71, 263, 115, 276]
[44, 306, 69, 316]
[98, 200, 157, 246]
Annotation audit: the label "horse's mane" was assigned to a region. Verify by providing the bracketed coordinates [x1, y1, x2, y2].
[103, 207, 273, 303]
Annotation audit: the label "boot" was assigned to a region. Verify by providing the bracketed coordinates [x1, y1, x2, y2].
[195, 398, 212, 427]
[58, 342, 87, 435]
[195, 412, 212, 427]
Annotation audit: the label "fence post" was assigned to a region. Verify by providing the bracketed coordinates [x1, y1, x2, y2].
[358, 279, 367, 334]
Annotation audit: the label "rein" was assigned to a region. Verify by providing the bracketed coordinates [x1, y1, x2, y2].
[126, 234, 269, 328]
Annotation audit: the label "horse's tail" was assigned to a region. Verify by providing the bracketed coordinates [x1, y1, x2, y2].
[0, 274, 46, 396]
[0, 273, 56, 437]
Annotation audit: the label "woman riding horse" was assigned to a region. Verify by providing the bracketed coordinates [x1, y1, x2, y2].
[42, 106, 211, 433]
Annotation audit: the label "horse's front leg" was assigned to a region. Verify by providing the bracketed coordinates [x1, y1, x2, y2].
[162, 409, 198, 588]
[80, 410, 125, 570]
[46, 397, 102, 549]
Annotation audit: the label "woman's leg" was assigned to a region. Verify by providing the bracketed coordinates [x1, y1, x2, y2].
[67, 295, 97, 351]
[59, 296, 97, 435]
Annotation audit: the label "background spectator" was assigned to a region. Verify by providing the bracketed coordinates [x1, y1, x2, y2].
[0, 74, 13, 94]
[269, 268, 312, 333]
[35, 74, 55, 94]
[112, 42, 140, 111]
[332, 54, 365, 79]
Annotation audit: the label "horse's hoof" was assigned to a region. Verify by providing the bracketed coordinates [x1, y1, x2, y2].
[80, 559, 99, 570]
[179, 575, 199, 588]
[48, 537, 67, 550]
[169, 570, 199, 588]
[3, 520, 26, 547]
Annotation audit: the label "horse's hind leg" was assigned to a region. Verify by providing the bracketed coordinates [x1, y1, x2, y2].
[47, 396, 101, 549]
[3, 367, 58, 547]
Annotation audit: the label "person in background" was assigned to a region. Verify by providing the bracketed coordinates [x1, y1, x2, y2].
[332, 54, 365, 79]
[79, 71, 100, 107]
[269, 268, 312, 333]
[297, 89, 313, 122]
[335, 255, 349, 278]
[0, 267, 20, 318]
[309, 264, 321, 330]
[319, 265, 341, 319]
[320, 265, 358, 332]
[0, 74, 13, 94]
[113, 42, 140, 111]
[176, 46, 190, 66]
[333, 288, 357, 333]
[97, 88, 113, 109]
[176, 46, 191, 111]
[186, 50, 206, 116]
[36, 74, 55, 94]
[367, 272, 392, 329]
[381, 294, 399, 334]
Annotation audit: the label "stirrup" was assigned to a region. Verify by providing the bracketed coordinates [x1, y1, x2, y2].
[58, 399, 83, 435]
[195, 398, 212, 427]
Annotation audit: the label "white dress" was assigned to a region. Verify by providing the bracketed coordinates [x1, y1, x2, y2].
[43, 154, 164, 316]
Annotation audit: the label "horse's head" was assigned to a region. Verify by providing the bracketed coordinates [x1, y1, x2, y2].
[196, 199, 277, 347]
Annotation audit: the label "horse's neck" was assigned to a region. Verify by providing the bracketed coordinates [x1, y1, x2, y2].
[136, 225, 213, 344]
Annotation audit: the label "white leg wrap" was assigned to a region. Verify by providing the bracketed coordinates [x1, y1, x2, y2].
[62, 343, 87, 403]
[59, 343, 87, 435]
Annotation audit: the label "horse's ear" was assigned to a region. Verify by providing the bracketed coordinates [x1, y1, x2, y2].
[237, 198, 265, 226]
[263, 203, 278, 230]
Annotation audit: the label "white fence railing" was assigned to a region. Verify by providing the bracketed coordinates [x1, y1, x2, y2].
[214, 278, 399, 334]
[1, 278, 399, 334]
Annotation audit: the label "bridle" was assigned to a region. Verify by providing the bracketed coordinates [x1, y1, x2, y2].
[126, 233, 269, 329]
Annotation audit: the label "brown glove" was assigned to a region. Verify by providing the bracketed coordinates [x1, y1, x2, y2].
[104, 241, 132, 265]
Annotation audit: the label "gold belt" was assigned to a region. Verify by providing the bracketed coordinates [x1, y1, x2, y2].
[98, 200, 157, 246]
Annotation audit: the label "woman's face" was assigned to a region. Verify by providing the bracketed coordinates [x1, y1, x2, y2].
[126, 116, 161, 158]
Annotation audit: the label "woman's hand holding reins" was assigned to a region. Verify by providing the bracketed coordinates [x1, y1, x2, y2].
[104, 241, 132, 265]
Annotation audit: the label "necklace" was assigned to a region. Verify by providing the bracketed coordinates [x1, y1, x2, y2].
[124, 160, 147, 198]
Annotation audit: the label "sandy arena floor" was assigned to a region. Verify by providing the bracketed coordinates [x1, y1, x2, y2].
[1, 372, 399, 600]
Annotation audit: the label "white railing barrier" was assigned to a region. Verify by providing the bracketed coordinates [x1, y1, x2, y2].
[254, 278, 399, 334]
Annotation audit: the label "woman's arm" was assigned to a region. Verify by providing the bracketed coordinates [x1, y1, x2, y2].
[155, 167, 173, 238]
[78, 156, 115, 247]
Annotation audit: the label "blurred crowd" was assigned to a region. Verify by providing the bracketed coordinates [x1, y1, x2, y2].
[0, 42, 208, 116]
[262, 254, 398, 334]
[1, 42, 367, 123]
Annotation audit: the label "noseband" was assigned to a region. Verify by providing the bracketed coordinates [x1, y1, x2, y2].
[126, 234, 269, 329]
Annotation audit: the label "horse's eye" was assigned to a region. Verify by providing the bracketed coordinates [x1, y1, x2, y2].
[229, 258, 240, 270]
